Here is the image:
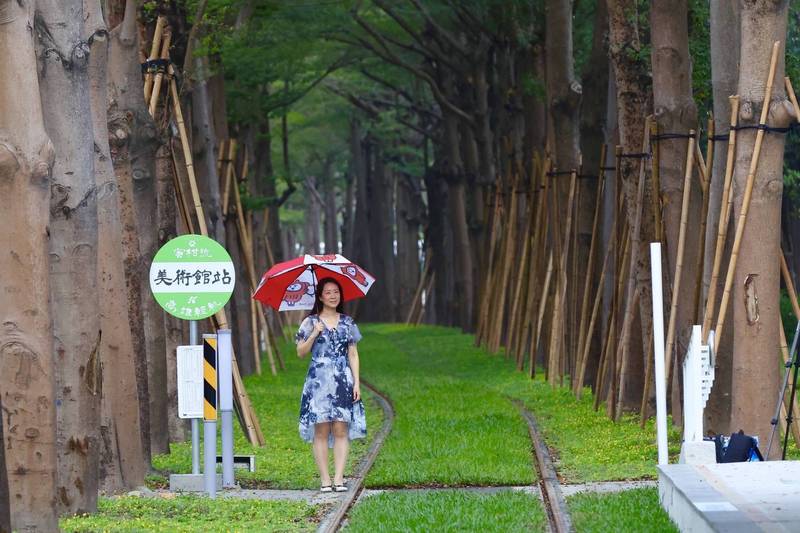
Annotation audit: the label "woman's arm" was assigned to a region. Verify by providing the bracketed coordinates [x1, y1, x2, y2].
[348, 344, 361, 401]
[297, 320, 324, 358]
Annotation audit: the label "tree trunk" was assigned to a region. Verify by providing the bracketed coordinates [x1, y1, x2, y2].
[35, 0, 101, 514]
[731, 1, 791, 452]
[350, 119, 374, 314]
[86, 0, 146, 492]
[396, 169, 423, 320]
[108, 0, 154, 466]
[368, 147, 398, 322]
[322, 160, 338, 254]
[703, 0, 740, 435]
[608, 0, 653, 412]
[0, 2, 59, 529]
[0, 394, 9, 533]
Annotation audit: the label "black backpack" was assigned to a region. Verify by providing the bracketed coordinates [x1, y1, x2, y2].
[710, 430, 764, 463]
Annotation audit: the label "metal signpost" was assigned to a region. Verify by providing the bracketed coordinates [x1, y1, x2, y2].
[150, 234, 236, 497]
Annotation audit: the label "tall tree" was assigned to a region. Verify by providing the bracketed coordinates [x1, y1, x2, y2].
[730, 0, 791, 451]
[35, 0, 101, 514]
[0, 2, 59, 529]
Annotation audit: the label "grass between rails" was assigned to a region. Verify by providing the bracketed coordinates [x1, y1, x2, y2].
[343, 490, 547, 533]
[151, 334, 385, 489]
[568, 488, 678, 532]
[364, 324, 682, 484]
[60, 495, 322, 532]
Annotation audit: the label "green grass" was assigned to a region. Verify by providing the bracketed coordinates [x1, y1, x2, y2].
[343, 490, 547, 533]
[360, 324, 535, 487]
[60, 495, 322, 532]
[568, 488, 678, 532]
[152, 335, 385, 489]
[364, 324, 681, 484]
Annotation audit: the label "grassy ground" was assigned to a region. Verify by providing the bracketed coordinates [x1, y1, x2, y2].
[343, 490, 547, 533]
[568, 488, 678, 532]
[60, 495, 322, 532]
[151, 336, 385, 489]
[367, 324, 681, 484]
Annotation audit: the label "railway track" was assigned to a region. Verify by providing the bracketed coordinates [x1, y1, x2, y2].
[513, 399, 573, 532]
[318, 380, 394, 533]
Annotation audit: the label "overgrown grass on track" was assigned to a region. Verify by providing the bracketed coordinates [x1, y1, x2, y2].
[60, 495, 321, 532]
[343, 490, 547, 533]
[152, 334, 385, 489]
[568, 487, 678, 532]
[360, 324, 535, 487]
[365, 324, 681, 484]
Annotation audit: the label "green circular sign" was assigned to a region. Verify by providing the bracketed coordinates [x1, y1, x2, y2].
[149, 234, 235, 320]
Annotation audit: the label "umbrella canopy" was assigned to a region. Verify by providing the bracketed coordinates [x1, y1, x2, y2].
[252, 254, 376, 311]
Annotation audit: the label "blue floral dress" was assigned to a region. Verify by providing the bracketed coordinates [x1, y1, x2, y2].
[296, 314, 366, 446]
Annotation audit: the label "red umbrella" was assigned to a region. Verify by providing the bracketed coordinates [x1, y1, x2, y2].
[252, 253, 376, 311]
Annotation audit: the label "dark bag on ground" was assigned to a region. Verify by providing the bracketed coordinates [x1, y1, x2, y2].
[708, 430, 764, 463]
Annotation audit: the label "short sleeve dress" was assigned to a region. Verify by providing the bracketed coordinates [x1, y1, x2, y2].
[295, 314, 366, 446]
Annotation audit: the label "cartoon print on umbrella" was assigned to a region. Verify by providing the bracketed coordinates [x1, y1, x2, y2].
[312, 254, 338, 262]
[282, 280, 314, 306]
[340, 264, 368, 286]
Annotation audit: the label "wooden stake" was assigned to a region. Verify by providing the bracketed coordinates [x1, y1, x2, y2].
[148, 28, 171, 118]
[702, 96, 740, 341]
[786, 77, 800, 120]
[143, 16, 166, 101]
[639, 326, 655, 428]
[714, 41, 782, 345]
[664, 132, 697, 391]
[221, 139, 236, 217]
[692, 128, 711, 323]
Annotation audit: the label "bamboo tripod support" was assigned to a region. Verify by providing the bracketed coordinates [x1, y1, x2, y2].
[702, 96, 740, 342]
[166, 68, 264, 445]
[613, 117, 652, 418]
[691, 121, 711, 323]
[476, 185, 503, 347]
[148, 29, 171, 118]
[488, 174, 520, 354]
[714, 40, 782, 346]
[143, 16, 166, 101]
[663, 132, 696, 393]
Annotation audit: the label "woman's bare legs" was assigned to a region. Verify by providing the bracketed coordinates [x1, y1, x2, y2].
[332, 421, 349, 485]
[313, 422, 332, 486]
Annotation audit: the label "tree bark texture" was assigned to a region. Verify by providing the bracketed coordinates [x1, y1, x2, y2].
[86, 0, 145, 492]
[731, 0, 790, 452]
[0, 2, 59, 529]
[368, 148, 398, 322]
[35, 0, 102, 515]
[703, 0, 740, 435]
[608, 0, 653, 411]
[107, 0, 154, 466]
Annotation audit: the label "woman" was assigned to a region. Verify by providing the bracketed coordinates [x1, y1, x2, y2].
[295, 277, 366, 492]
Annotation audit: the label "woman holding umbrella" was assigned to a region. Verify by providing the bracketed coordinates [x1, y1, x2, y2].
[295, 277, 366, 493]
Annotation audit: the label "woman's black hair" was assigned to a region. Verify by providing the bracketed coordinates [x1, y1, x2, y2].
[310, 277, 344, 315]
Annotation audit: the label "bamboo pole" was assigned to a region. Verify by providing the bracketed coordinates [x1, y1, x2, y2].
[148, 28, 171, 117]
[664, 132, 696, 392]
[221, 139, 236, 217]
[702, 96, 740, 342]
[143, 16, 166, 101]
[169, 139, 196, 234]
[639, 327, 655, 427]
[593, 315, 615, 411]
[606, 222, 632, 417]
[614, 116, 652, 417]
[786, 77, 800, 119]
[692, 133, 711, 323]
[569, 181, 581, 375]
[530, 167, 554, 378]
[489, 173, 520, 354]
[574, 146, 607, 390]
[406, 256, 431, 325]
[714, 41, 781, 346]
[169, 66, 208, 236]
[476, 184, 503, 346]
[507, 168, 537, 359]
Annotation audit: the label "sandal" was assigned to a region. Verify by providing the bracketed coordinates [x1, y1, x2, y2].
[320, 485, 333, 493]
[334, 483, 348, 492]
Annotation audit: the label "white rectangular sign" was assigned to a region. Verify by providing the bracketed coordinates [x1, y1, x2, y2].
[217, 330, 233, 411]
[177, 345, 204, 419]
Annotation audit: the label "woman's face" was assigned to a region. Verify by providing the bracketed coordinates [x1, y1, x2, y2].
[320, 282, 341, 309]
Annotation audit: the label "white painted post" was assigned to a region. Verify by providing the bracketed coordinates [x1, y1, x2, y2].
[683, 325, 703, 442]
[217, 329, 235, 488]
[650, 243, 669, 465]
[190, 321, 200, 475]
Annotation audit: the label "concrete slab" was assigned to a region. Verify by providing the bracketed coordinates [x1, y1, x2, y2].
[658, 461, 800, 532]
[169, 473, 223, 492]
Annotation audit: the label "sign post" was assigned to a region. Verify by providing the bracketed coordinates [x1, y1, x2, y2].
[217, 329, 235, 487]
[150, 234, 235, 496]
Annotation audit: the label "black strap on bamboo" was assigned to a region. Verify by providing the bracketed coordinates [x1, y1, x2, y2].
[546, 170, 575, 177]
[141, 58, 170, 74]
[710, 134, 730, 142]
[619, 152, 651, 159]
[651, 132, 697, 141]
[578, 174, 599, 180]
[600, 166, 617, 171]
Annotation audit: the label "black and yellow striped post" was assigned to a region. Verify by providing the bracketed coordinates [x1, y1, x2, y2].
[202, 334, 218, 497]
[203, 335, 218, 421]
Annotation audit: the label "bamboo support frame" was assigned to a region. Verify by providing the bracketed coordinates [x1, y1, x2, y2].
[702, 96, 740, 342]
[714, 41, 781, 346]
[143, 16, 166, 101]
[221, 139, 236, 217]
[148, 29, 171, 117]
[489, 173, 520, 354]
[476, 185, 503, 347]
[692, 132, 711, 323]
[614, 117, 652, 417]
[664, 132, 696, 391]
